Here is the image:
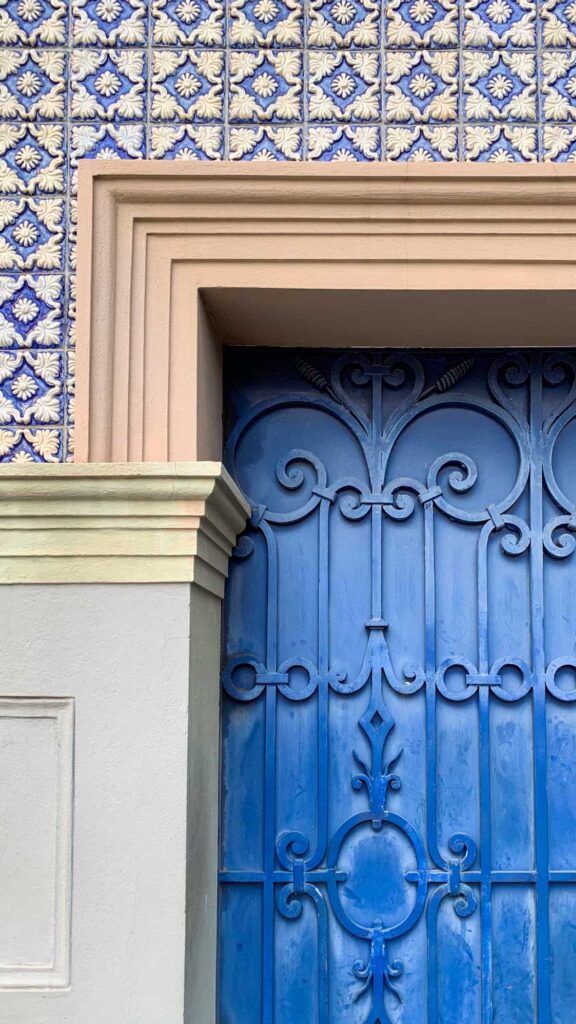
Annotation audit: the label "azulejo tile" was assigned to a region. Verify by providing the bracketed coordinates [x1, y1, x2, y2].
[0, 426, 63, 461]
[308, 50, 380, 120]
[72, 0, 147, 45]
[0, 274, 63, 347]
[542, 0, 576, 46]
[463, 50, 537, 120]
[71, 49, 145, 120]
[0, 123, 65, 194]
[65, 347, 74, 429]
[0, 197, 63, 270]
[67, 273, 76, 352]
[152, 0, 224, 46]
[68, 195, 77, 270]
[308, 123, 379, 158]
[308, 0, 379, 48]
[463, 0, 536, 47]
[230, 0, 301, 47]
[385, 0, 458, 48]
[150, 124, 223, 157]
[229, 124, 302, 157]
[385, 123, 457, 157]
[385, 50, 457, 121]
[70, 123, 144, 190]
[230, 50, 301, 121]
[543, 50, 576, 121]
[544, 123, 576, 158]
[0, 349, 62, 427]
[152, 49, 224, 120]
[0, 0, 67, 45]
[0, 50, 66, 121]
[464, 122, 537, 157]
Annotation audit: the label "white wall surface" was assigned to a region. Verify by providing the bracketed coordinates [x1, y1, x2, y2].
[0, 584, 193, 1024]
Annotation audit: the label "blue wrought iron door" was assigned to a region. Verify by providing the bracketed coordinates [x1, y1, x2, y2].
[219, 349, 576, 1024]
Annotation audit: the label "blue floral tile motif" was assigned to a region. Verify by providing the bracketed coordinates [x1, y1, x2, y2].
[544, 123, 576, 157]
[308, 51, 380, 120]
[385, 0, 458, 48]
[0, 197, 63, 270]
[152, 0, 224, 46]
[0, 274, 63, 347]
[69, 123, 143, 191]
[0, 51, 66, 121]
[230, 51, 301, 120]
[0, 124, 65, 194]
[463, 50, 537, 120]
[0, 350, 62, 428]
[0, 426, 63, 461]
[463, 0, 536, 46]
[71, 50, 145, 119]
[65, 346, 74, 428]
[229, 123, 301, 156]
[308, 123, 380, 157]
[385, 122, 457, 156]
[152, 49, 224, 120]
[464, 121, 537, 156]
[0, 0, 67, 45]
[542, 0, 576, 46]
[308, 0, 379, 47]
[543, 51, 576, 120]
[230, 0, 301, 46]
[385, 50, 457, 120]
[150, 123, 223, 156]
[72, 0, 147, 45]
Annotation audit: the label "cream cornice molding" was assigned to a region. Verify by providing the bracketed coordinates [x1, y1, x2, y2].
[0, 462, 250, 592]
[76, 162, 576, 467]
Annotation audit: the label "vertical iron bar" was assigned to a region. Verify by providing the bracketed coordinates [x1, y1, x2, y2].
[316, 496, 330, 1023]
[530, 353, 551, 1022]
[424, 498, 441, 1024]
[478, 522, 494, 1023]
[261, 520, 278, 1024]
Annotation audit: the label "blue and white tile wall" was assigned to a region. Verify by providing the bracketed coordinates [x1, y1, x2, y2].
[0, 0, 574, 460]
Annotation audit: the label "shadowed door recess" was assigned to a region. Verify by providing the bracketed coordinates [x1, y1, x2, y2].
[219, 348, 576, 1024]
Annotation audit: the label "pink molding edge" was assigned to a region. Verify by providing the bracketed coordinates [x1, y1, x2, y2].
[76, 162, 576, 464]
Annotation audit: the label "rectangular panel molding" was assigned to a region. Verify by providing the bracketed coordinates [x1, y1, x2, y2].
[0, 698, 74, 989]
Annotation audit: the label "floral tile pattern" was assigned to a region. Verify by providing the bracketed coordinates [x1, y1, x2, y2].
[0, 275, 63, 347]
[152, 48, 223, 119]
[230, 50, 301, 119]
[385, 50, 458, 121]
[0, 0, 67, 45]
[0, 123, 65, 193]
[309, 50, 379, 119]
[385, 0, 458, 48]
[72, 0, 147, 45]
[308, 0, 379, 47]
[463, 0, 536, 47]
[153, 0, 224, 45]
[229, 122, 302, 155]
[71, 49, 145, 118]
[308, 122, 379, 155]
[386, 121, 457, 156]
[0, 50, 66, 119]
[463, 49, 537, 120]
[542, 0, 576, 46]
[0, 0, 569, 458]
[230, 0, 302, 46]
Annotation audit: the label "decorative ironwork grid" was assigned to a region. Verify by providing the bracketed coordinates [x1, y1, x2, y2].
[220, 349, 576, 1023]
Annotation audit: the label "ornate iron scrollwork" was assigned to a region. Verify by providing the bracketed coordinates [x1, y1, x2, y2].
[220, 349, 576, 1024]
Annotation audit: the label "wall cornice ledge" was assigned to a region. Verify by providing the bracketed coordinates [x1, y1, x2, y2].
[0, 462, 250, 593]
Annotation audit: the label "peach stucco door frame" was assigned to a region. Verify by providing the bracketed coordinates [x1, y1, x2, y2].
[75, 163, 576, 468]
[69, 162, 576, 1020]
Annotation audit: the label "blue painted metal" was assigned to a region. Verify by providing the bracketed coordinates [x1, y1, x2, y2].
[219, 349, 576, 1024]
